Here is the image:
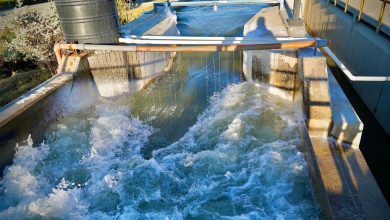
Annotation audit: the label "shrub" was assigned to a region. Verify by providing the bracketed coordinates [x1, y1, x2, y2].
[0, 68, 51, 108]
[116, 0, 156, 24]
[2, 4, 63, 74]
[16, 0, 23, 7]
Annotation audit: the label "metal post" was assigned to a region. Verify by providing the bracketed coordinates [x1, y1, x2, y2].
[358, 0, 365, 21]
[344, 0, 350, 12]
[288, 0, 304, 26]
[376, 0, 388, 32]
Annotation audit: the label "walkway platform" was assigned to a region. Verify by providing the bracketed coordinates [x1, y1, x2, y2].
[285, 0, 390, 35]
[335, 0, 390, 34]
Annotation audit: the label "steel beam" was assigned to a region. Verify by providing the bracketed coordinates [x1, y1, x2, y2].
[119, 36, 310, 45]
[165, 0, 280, 7]
[54, 38, 328, 65]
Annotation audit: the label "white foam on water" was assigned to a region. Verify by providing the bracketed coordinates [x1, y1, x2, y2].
[0, 82, 319, 219]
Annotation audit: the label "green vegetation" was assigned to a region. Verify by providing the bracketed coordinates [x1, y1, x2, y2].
[117, 0, 153, 24]
[116, 0, 167, 24]
[0, 0, 163, 108]
[0, 68, 51, 108]
[0, 0, 14, 9]
[0, 4, 62, 108]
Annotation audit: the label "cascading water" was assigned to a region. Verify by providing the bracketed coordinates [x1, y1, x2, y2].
[0, 4, 321, 219]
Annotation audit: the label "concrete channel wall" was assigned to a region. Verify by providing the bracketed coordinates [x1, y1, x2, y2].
[303, 0, 390, 134]
[243, 5, 390, 218]
[87, 6, 179, 97]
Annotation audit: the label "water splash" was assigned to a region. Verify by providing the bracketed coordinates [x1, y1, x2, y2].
[0, 83, 319, 219]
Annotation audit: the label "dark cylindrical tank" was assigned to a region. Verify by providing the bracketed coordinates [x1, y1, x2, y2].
[55, 0, 120, 44]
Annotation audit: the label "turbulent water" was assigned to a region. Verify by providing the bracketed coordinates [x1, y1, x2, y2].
[0, 83, 319, 219]
[0, 4, 320, 220]
[176, 4, 266, 36]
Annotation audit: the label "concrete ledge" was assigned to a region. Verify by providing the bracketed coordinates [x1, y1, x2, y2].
[303, 0, 390, 136]
[252, 50, 299, 99]
[243, 6, 289, 81]
[0, 54, 87, 129]
[281, 63, 388, 219]
[302, 118, 389, 220]
[298, 48, 332, 136]
[243, 6, 298, 99]
[333, 142, 390, 219]
[0, 73, 73, 129]
[328, 69, 363, 148]
[302, 131, 366, 219]
[88, 6, 179, 98]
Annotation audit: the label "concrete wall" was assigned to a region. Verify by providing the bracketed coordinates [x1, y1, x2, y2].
[242, 6, 290, 85]
[303, 0, 390, 134]
[87, 7, 179, 97]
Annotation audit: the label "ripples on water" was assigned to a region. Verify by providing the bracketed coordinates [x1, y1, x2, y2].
[176, 5, 266, 36]
[0, 4, 320, 220]
[0, 83, 319, 219]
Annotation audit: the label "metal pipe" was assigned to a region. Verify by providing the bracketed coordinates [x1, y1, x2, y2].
[167, 0, 279, 7]
[344, 0, 350, 12]
[322, 47, 390, 82]
[57, 38, 325, 51]
[127, 35, 308, 41]
[358, 0, 365, 21]
[54, 38, 328, 69]
[118, 37, 310, 45]
[376, 0, 388, 32]
[56, 40, 317, 52]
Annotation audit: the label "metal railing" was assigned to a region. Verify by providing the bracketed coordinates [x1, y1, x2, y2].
[331, 0, 389, 33]
[54, 37, 328, 66]
[322, 47, 390, 82]
[377, 0, 389, 32]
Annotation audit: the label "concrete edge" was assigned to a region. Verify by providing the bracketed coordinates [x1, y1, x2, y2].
[0, 54, 86, 130]
[327, 68, 364, 149]
[298, 47, 390, 218]
[0, 73, 74, 129]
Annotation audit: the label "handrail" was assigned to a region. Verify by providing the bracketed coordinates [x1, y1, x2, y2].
[358, 0, 365, 21]
[344, 0, 350, 12]
[332, 0, 388, 33]
[166, 0, 280, 7]
[377, 0, 389, 32]
[54, 38, 328, 67]
[322, 47, 390, 82]
[118, 36, 312, 45]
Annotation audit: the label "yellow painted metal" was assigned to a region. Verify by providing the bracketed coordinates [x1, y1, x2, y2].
[344, 0, 350, 12]
[358, 0, 365, 21]
[376, 0, 388, 32]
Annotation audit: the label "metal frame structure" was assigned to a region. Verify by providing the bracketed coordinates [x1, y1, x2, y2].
[377, 0, 389, 32]
[54, 37, 328, 66]
[165, 0, 280, 7]
[118, 36, 313, 45]
[322, 47, 390, 82]
[332, 0, 388, 33]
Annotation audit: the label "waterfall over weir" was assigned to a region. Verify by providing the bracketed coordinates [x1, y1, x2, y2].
[0, 4, 321, 219]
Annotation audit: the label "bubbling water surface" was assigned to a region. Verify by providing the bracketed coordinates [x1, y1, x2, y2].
[0, 4, 320, 219]
[0, 83, 319, 219]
